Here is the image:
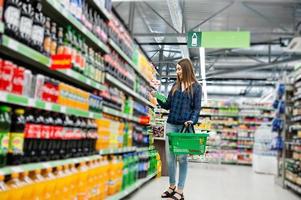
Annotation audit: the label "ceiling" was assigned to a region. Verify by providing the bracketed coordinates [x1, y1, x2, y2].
[112, 0, 301, 101]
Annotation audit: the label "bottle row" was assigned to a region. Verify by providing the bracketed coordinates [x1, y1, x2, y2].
[2, 0, 153, 102]
[0, 58, 103, 112]
[0, 104, 153, 167]
[0, 152, 160, 200]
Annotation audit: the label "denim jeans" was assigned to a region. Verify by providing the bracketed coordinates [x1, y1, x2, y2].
[165, 123, 188, 190]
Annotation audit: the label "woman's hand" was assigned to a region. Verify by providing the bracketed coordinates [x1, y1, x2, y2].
[150, 90, 156, 96]
[184, 120, 193, 127]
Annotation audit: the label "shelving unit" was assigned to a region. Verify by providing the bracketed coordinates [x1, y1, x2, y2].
[107, 171, 158, 200]
[0, 0, 159, 199]
[0, 91, 102, 119]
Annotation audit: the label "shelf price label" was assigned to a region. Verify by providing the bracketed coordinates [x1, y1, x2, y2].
[50, 54, 72, 70]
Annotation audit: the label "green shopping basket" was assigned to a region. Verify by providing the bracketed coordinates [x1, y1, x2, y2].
[167, 124, 209, 155]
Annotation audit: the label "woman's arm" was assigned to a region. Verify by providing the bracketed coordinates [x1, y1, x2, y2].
[189, 84, 202, 124]
[157, 91, 172, 110]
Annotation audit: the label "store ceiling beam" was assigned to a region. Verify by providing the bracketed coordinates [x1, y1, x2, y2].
[206, 81, 275, 87]
[143, 2, 180, 34]
[128, 2, 135, 35]
[138, 41, 286, 46]
[189, 1, 235, 31]
[133, 32, 294, 37]
[207, 92, 262, 98]
[206, 56, 301, 77]
[166, 0, 189, 58]
[242, 2, 289, 32]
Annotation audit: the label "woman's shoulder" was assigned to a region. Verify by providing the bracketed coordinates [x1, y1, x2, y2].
[192, 82, 202, 90]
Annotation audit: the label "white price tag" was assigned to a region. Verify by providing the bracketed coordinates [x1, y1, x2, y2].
[86, 79, 91, 85]
[42, 163, 51, 168]
[61, 106, 66, 113]
[89, 113, 93, 118]
[45, 103, 52, 110]
[28, 99, 35, 107]
[11, 167, 23, 173]
[8, 39, 18, 51]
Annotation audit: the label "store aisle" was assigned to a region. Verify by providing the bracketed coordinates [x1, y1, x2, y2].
[127, 163, 299, 200]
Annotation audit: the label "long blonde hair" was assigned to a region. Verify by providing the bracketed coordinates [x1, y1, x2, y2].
[171, 58, 197, 96]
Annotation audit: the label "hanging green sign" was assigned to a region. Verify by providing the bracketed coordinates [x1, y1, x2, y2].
[187, 31, 250, 48]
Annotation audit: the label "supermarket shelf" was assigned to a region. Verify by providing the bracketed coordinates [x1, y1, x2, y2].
[285, 180, 301, 194]
[44, 0, 110, 53]
[137, 146, 155, 152]
[99, 147, 137, 155]
[90, 0, 112, 20]
[102, 106, 139, 122]
[107, 171, 157, 200]
[0, 155, 100, 176]
[202, 105, 274, 111]
[237, 161, 252, 165]
[237, 145, 253, 149]
[0, 91, 102, 119]
[59, 69, 106, 90]
[221, 138, 238, 141]
[105, 73, 155, 108]
[200, 113, 240, 117]
[0, 35, 107, 92]
[108, 39, 151, 86]
[154, 137, 166, 141]
[200, 113, 273, 118]
[237, 137, 254, 141]
[292, 115, 301, 122]
[221, 161, 237, 164]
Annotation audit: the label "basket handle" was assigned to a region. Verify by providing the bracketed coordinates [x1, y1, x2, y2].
[180, 123, 195, 133]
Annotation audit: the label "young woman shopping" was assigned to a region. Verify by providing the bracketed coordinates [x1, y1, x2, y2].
[153, 58, 202, 200]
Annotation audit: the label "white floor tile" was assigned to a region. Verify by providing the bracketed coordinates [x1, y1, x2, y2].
[126, 163, 300, 200]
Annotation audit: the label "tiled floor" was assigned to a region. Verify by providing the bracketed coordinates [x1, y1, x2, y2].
[126, 163, 300, 200]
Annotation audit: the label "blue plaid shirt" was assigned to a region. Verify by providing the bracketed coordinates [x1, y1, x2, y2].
[158, 83, 202, 125]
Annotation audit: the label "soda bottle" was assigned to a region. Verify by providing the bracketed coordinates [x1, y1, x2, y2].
[52, 112, 63, 160]
[3, 0, 22, 39]
[50, 22, 58, 56]
[19, 0, 34, 46]
[40, 112, 54, 161]
[43, 17, 52, 56]
[35, 110, 45, 162]
[31, 0, 45, 53]
[7, 108, 26, 165]
[0, 105, 11, 167]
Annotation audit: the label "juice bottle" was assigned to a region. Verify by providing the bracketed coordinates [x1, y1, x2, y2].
[52, 166, 64, 199]
[0, 174, 9, 200]
[0, 105, 11, 167]
[29, 169, 45, 200]
[62, 164, 71, 199]
[42, 168, 55, 200]
[20, 171, 33, 200]
[102, 156, 109, 199]
[7, 108, 26, 165]
[6, 173, 23, 200]
[77, 162, 88, 200]
[69, 164, 78, 200]
[43, 17, 52, 56]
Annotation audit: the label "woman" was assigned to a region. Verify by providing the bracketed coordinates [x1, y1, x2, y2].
[154, 58, 202, 200]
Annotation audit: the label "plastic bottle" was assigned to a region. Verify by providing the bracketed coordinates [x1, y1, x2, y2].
[19, 0, 34, 46]
[102, 156, 110, 199]
[3, 0, 22, 39]
[7, 108, 26, 165]
[53, 166, 65, 199]
[0, 106, 11, 167]
[20, 171, 33, 200]
[29, 169, 45, 199]
[42, 168, 55, 200]
[77, 162, 88, 200]
[6, 173, 23, 200]
[0, 174, 9, 200]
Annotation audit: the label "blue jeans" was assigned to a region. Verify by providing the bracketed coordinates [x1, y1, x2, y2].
[165, 123, 188, 190]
